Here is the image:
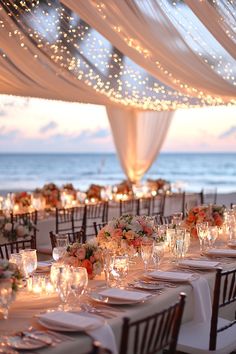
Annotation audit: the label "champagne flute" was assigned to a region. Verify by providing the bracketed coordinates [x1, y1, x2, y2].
[196, 222, 209, 252]
[55, 265, 71, 311]
[141, 238, 154, 271]
[207, 226, 218, 248]
[152, 242, 165, 269]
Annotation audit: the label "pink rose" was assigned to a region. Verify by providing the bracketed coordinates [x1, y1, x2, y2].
[125, 230, 136, 240]
[75, 247, 86, 260]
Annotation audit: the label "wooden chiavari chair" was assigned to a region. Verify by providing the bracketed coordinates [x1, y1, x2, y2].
[84, 202, 108, 238]
[49, 229, 85, 250]
[178, 268, 236, 353]
[138, 197, 152, 216]
[119, 293, 186, 354]
[93, 221, 108, 236]
[0, 236, 36, 259]
[119, 199, 139, 216]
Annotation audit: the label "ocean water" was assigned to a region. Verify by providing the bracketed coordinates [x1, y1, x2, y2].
[0, 153, 235, 193]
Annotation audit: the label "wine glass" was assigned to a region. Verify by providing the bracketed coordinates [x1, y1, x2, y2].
[52, 234, 69, 261]
[141, 238, 154, 271]
[54, 265, 71, 311]
[172, 212, 183, 226]
[196, 222, 209, 252]
[20, 249, 37, 278]
[70, 267, 88, 309]
[9, 253, 24, 274]
[152, 242, 165, 269]
[112, 255, 129, 287]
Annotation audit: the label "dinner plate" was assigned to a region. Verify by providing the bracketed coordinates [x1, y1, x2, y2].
[7, 336, 48, 350]
[37, 311, 104, 332]
[89, 291, 152, 305]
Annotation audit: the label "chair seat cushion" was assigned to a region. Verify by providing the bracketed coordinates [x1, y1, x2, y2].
[177, 318, 236, 354]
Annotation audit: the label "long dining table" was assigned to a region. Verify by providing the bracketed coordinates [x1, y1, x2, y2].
[0, 239, 236, 354]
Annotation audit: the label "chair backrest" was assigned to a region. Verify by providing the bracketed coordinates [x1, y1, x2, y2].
[49, 229, 85, 249]
[84, 202, 108, 238]
[93, 221, 108, 236]
[0, 236, 36, 259]
[55, 207, 74, 234]
[210, 267, 236, 350]
[119, 293, 186, 354]
[72, 205, 86, 232]
[11, 210, 38, 237]
[150, 195, 165, 217]
[138, 197, 151, 216]
[120, 199, 139, 216]
[163, 193, 185, 217]
[202, 188, 217, 205]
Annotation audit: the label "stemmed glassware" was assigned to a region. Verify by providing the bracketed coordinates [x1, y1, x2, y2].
[112, 255, 129, 287]
[141, 238, 154, 271]
[54, 265, 71, 311]
[70, 267, 88, 309]
[152, 242, 165, 269]
[20, 249, 37, 278]
[207, 226, 218, 248]
[196, 222, 209, 252]
[102, 249, 114, 287]
[52, 234, 69, 261]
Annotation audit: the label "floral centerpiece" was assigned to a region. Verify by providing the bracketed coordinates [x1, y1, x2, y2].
[97, 214, 158, 253]
[0, 259, 22, 291]
[86, 184, 103, 201]
[0, 218, 36, 242]
[62, 183, 77, 199]
[40, 183, 61, 210]
[14, 192, 32, 211]
[183, 204, 225, 238]
[62, 238, 102, 279]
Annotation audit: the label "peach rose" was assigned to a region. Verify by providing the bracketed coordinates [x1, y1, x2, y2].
[112, 228, 123, 240]
[81, 259, 93, 275]
[125, 230, 136, 240]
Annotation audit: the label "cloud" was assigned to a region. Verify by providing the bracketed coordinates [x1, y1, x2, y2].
[0, 129, 20, 140]
[39, 121, 58, 133]
[219, 126, 236, 139]
[91, 128, 110, 138]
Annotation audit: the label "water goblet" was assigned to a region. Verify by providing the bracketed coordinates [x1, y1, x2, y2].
[152, 242, 165, 269]
[112, 255, 129, 287]
[196, 222, 209, 252]
[70, 267, 88, 309]
[20, 249, 37, 278]
[9, 253, 24, 274]
[172, 212, 183, 226]
[141, 238, 154, 271]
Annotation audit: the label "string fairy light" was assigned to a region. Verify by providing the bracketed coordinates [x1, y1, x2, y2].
[0, 0, 235, 110]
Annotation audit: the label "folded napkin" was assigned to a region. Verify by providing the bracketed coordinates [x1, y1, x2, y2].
[206, 248, 236, 257]
[99, 288, 151, 301]
[148, 270, 195, 282]
[191, 277, 212, 324]
[38, 311, 118, 354]
[179, 259, 220, 269]
[38, 311, 101, 330]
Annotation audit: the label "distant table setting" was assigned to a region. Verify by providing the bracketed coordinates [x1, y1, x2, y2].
[1, 208, 236, 353]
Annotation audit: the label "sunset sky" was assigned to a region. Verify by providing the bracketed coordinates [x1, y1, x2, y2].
[0, 94, 236, 153]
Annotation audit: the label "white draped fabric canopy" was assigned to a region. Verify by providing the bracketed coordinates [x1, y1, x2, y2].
[0, 0, 236, 182]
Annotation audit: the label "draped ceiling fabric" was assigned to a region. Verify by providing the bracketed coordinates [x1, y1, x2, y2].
[107, 107, 173, 183]
[0, 1, 236, 182]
